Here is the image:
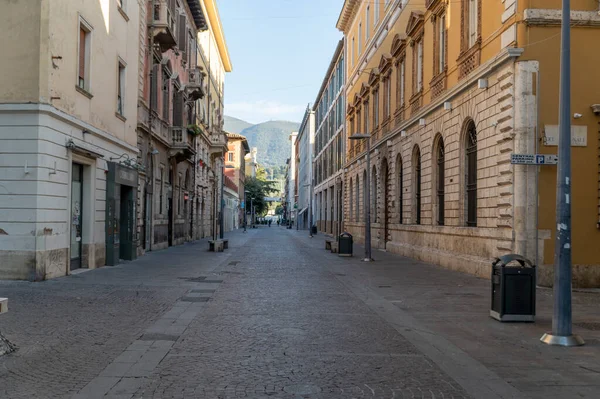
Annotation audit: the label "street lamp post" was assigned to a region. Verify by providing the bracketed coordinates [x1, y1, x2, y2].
[349, 133, 372, 262]
[541, 0, 584, 347]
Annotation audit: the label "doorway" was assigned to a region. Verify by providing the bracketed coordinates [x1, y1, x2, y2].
[119, 185, 134, 260]
[168, 197, 173, 246]
[70, 163, 84, 270]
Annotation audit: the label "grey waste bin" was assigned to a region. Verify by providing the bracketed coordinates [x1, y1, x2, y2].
[338, 232, 353, 257]
[491, 254, 536, 322]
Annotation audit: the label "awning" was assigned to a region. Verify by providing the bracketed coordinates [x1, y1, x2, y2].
[298, 207, 308, 216]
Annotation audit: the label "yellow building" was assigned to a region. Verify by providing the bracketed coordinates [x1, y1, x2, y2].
[338, 0, 600, 287]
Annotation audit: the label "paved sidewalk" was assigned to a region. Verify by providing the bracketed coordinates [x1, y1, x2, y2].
[292, 229, 600, 398]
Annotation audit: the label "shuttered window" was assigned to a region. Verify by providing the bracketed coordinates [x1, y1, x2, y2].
[178, 14, 187, 60]
[173, 89, 183, 127]
[150, 64, 158, 112]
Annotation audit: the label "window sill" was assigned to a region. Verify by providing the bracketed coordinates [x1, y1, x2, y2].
[115, 112, 127, 122]
[117, 6, 129, 22]
[75, 85, 93, 99]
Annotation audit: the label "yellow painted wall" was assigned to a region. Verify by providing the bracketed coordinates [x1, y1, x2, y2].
[0, 0, 44, 103]
[519, 24, 600, 265]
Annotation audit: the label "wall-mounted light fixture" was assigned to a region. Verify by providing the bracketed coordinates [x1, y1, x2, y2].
[401, 130, 407, 137]
[419, 118, 426, 126]
[444, 101, 452, 111]
[478, 78, 488, 89]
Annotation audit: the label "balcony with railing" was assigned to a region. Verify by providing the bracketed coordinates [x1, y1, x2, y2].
[209, 132, 228, 156]
[169, 127, 196, 163]
[152, 0, 177, 52]
[186, 67, 205, 101]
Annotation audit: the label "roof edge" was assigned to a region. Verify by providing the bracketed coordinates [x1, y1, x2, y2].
[205, 0, 232, 72]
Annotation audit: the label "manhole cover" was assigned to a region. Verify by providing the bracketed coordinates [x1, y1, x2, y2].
[228, 261, 240, 266]
[378, 285, 392, 288]
[575, 322, 600, 331]
[283, 384, 322, 395]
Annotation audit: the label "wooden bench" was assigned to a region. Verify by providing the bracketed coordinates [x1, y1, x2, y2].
[208, 240, 224, 252]
[325, 239, 334, 250]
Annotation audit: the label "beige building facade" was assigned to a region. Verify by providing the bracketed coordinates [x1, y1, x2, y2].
[0, 0, 140, 279]
[338, 0, 600, 287]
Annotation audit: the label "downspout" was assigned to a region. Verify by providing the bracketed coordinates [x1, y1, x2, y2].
[148, 20, 155, 252]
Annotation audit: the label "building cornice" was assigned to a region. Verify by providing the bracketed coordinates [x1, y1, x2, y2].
[313, 39, 345, 109]
[523, 9, 600, 27]
[0, 103, 138, 154]
[336, 0, 360, 32]
[204, 0, 232, 72]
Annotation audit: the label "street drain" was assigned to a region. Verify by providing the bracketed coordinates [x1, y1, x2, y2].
[190, 289, 216, 294]
[180, 297, 210, 302]
[179, 277, 206, 282]
[575, 322, 600, 331]
[139, 333, 179, 341]
[228, 261, 240, 266]
[202, 279, 223, 284]
[378, 285, 392, 288]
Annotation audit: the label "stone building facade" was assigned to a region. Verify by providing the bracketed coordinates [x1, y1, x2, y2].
[337, 0, 600, 286]
[313, 40, 346, 237]
[135, 0, 231, 255]
[0, 0, 140, 279]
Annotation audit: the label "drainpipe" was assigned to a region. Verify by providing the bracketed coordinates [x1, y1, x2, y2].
[148, 24, 155, 252]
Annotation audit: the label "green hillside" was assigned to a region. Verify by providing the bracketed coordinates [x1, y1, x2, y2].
[223, 115, 253, 134]
[224, 116, 300, 167]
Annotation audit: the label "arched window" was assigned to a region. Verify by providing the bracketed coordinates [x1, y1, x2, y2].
[396, 155, 403, 224]
[371, 166, 378, 223]
[355, 175, 360, 222]
[362, 170, 367, 222]
[413, 146, 421, 225]
[435, 135, 445, 226]
[349, 178, 354, 221]
[465, 120, 478, 226]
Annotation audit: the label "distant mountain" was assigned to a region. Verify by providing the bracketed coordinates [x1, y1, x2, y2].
[224, 115, 253, 134]
[224, 116, 300, 167]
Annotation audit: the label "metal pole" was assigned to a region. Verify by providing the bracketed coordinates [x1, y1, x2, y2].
[219, 164, 224, 239]
[364, 138, 372, 261]
[541, 0, 583, 347]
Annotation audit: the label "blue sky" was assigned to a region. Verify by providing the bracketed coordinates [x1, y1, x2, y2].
[217, 0, 343, 124]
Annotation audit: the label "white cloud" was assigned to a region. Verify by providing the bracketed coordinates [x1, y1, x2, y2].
[225, 100, 305, 124]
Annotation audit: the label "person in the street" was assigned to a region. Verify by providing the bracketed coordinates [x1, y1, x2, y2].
[268, 220, 272, 227]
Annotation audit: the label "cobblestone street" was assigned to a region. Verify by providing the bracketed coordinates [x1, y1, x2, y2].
[1, 227, 599, 398]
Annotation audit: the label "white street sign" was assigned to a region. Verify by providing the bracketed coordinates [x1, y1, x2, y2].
[511, 154, 558, 165]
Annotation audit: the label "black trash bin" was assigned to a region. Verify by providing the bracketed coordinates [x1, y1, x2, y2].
[338, 232, 353, 257]
[311, 225, 317, 235]
[491, 254, 536, 322]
